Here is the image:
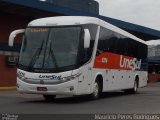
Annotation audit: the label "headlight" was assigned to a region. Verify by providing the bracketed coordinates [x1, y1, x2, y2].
[17, 74, 27, 81]
[17, 71, 26, 81]
[60, 73, 82, 81]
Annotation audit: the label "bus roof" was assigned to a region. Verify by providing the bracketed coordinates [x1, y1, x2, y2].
[28, 16, 147, 45]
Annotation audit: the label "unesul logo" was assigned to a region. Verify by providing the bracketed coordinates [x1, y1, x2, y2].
[39, 75, 61, 80]
[120, 55, 141, 71]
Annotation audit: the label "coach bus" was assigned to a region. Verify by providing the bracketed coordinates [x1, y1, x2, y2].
[8, 16, 148, 101]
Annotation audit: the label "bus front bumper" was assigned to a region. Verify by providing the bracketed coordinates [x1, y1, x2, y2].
[17, 78, 78, 95]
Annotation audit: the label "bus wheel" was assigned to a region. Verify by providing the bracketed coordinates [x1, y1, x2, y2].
[132, 80, 138, 93]
[43, 95, 56, 101]
[125, 80, 138, 94]
[90, 79, 101, 100]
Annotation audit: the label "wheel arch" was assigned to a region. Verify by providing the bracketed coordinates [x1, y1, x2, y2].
[93, 73, 104, 92]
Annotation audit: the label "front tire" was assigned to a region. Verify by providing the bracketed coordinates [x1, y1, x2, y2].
[43, 95, 56, 101]
[90, 79, 101, 100]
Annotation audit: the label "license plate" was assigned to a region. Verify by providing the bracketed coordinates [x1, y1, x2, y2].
[37, 87, 47, 91]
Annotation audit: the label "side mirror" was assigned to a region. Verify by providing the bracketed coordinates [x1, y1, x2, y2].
[84, 29, 91, 48]
[9, 29, 25, 47]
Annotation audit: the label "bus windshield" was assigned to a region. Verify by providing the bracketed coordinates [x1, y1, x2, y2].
[19, 26, 81, 72]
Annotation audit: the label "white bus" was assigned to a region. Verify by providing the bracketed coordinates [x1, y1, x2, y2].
[9, 16, 148, 100]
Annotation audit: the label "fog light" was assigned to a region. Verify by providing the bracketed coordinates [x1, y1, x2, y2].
[70, 86, 74, 91]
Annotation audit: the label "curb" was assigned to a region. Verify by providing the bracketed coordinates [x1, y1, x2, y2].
[0, 86, 16, 90]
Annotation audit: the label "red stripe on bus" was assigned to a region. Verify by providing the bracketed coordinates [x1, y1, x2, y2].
[93, 52, 140, 70]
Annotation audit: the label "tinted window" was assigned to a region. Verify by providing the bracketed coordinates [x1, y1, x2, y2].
[97, 27, 147, 59]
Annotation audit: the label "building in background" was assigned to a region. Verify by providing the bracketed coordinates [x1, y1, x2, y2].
[45, 0, 99, 14]
[0, 0, 160, 88]
[148, 44, 160, 82]
[0, 0, 99, 88]
[148, 44, 160, 57]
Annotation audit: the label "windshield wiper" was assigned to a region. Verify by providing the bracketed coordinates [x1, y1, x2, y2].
[28, 40, 44, 69]
[42, 38, 59, 68]
[49, 48, 59, 68]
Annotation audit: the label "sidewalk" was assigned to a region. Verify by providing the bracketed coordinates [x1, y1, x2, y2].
[0, 86, 16, 90]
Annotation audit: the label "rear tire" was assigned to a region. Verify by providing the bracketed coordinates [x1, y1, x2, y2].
[132, 80, 138, 93]
[125, 80, 138, 94]
[43, 95, 56, 101]
[90, 79, 102, 100]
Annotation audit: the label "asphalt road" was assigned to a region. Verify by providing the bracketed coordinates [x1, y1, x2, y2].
[0, 82, 160, 114]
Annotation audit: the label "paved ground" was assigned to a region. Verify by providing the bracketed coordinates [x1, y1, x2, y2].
[0, 82, 160, 114]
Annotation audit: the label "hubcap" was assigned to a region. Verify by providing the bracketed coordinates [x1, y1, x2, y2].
[134, 82, 137, 92]
[93, 82, 99, 97]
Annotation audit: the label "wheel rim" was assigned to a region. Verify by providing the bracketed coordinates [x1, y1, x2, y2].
[93, 82, 99, 97]
[134, 81, 137, 92]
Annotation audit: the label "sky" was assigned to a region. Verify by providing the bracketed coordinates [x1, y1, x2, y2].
[95, 0, 160, 45]
[95, 0, 160, 31]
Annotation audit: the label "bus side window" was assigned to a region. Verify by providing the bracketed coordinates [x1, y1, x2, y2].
[98, 27, 114, 54]
[127, 40, 132, 57]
